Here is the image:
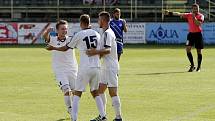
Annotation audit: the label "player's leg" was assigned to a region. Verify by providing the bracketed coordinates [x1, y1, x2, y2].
[196, 49, 202, 72]
[108, 87, 122, 121]
[99, 69, 108, 113]
[195, 32, 204, 72]
[55, 73, 73, 116]
[62, 85, 73, 114]
[90, 90, 106, 120]
[117, 42, 123, 61]
[99, 83, 108, 113]
[117, 53, 122, 61]
[72, 91, 82, 121]
[66, 70, 77, 114]
[107, 70, 122, 121]
[186, 33, 195, 72]
[90, 68, 107, 121]
[72, 69, 87, 121]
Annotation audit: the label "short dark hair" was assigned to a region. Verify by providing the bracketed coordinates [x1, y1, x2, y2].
[56, 20, 68, 30]
[99, 11, 110, 22]
[192, 3, 199, 8]
[80, 14, 90, 25]
[113, 8, 121, 14]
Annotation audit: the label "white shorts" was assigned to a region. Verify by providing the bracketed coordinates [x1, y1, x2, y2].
[55, 70, 77, 92]
[75, 67, 100, 92]
[100, 69, 119, 87]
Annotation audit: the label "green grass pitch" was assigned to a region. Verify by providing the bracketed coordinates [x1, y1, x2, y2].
[0, 45, 215, 121]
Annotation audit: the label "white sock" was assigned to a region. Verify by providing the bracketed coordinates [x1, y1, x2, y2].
[72, 95, 80, 121]
[64, 95, 72, 113]
[112, 96, 122, 119]
[95, 96, 106, 117]
[100, 93, 107, 113]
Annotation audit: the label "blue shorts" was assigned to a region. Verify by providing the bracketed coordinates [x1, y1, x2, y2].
[117, 42, 123, 54]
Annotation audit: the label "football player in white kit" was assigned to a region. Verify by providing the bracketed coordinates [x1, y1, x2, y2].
[46, 14, 107, 121]
[86, 11, 123, 121]
[43, 20, 78, 120]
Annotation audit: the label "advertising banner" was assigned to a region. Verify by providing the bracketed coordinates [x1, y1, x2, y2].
[146, 23, 215, 44]
[146, 23, 188, 44]
[0, 23, 18, 44]
[18, 23, 50, 44]
[124, 23, 146, 43]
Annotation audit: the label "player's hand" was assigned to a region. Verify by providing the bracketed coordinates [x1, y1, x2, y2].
[46, 44, 54, 51]
[86, 48, 98, 56]
[164, 10, 170, 16]
[44, 27, 53, 34]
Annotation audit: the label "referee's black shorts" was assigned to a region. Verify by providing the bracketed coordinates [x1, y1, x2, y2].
[186, 32, 204, 49]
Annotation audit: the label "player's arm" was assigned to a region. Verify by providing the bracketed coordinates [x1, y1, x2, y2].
[46, 33, 78, 51]
[42, 28, 52, 43]
[122, 19, 128, 32]
[86, 47, 111, 57]
[164, 10, 184, 17]
[46, 44, 69, 51]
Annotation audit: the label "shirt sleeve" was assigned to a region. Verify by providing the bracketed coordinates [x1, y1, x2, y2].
[66, 33, 79, 49]
[182, 13, 190, 19]
[104, 32, 112, 48]
[49, 36, 56, 45]
[198, 14, 204, 22]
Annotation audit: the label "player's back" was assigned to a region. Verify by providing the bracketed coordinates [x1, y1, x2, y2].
[101, 28, 119, 70]
[49, 36, 78, 73]
[67, 28, 101, 68]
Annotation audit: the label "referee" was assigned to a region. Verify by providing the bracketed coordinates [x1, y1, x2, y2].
[165, 4, 204, 72]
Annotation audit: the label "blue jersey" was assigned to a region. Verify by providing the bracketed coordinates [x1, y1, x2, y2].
[110, 19, 125, 53]
[110, 19, 124, 41]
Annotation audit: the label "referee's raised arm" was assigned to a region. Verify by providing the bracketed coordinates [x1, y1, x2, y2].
[164, 10, 185, 18]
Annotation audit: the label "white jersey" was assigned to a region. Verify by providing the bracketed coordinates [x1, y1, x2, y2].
[49, 36, 78, 73]
[67, 28, 101, 69]
[101, 28, 119, 70]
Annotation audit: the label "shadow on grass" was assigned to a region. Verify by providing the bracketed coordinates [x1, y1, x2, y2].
[56, 118, 70, 121]
[124, 44, 215, 49]
[136, 71, 187, 75]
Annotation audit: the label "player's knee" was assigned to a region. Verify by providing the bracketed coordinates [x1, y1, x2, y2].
[108, 87, 118, 97]
[109, 92, 117, 97]
[61, 85, 71, 96]
[197, 49, 202, 54]
[64, 91, 70, 96]
[99, 84, 107, 94]
[186, 47, 191, 52]
[73, 91, 82, 97]
[91, 90, 99, 98]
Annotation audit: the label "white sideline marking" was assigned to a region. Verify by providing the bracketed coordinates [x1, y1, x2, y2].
[170, 104, 215, 121]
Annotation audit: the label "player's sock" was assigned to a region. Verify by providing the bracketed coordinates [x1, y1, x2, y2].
[197, 53, 202, 69]
[187, 52, 194, 66]
[95, 96, 106, 118]
[72, 95, 80, 121]
[64, 95, 72, 113]
[100, 93, 107, 113]
[112, 96, 122, 119]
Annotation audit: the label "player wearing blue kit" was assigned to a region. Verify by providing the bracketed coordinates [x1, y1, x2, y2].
[110, 8, 128, 61]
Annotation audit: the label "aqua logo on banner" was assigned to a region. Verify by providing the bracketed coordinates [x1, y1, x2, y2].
[149, 25, 179, 40]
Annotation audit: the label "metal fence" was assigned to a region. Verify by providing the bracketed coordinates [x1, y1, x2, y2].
[0, 0, 214, 22]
